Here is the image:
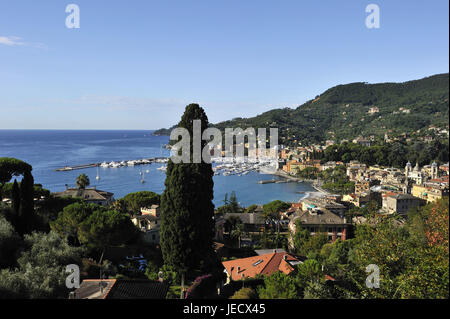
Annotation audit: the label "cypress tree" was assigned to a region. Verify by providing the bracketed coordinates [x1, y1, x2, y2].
[18, 170, 35, 235]
[11, 179, 21, 227]
[160, 104, 216, 285]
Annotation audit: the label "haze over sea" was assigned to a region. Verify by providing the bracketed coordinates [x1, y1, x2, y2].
[0, 130, 315, 207]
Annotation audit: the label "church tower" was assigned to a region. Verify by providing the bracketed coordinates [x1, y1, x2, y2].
[405, 161, 412, 179]
[431, 161, 438, 179]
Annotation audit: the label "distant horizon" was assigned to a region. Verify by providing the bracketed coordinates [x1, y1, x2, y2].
[1, 0, 448, 130]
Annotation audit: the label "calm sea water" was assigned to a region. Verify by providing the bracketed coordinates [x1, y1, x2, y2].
[0, 130, 314, 207]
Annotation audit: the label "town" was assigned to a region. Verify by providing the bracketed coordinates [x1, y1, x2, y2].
[1, 109, 448, 299]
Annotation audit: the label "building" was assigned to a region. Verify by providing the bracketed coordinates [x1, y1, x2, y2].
[412, 183, 449, 203]
[222, 212, 266, 233]
[131, 214, 160, 244]
[300, 197, 347, 217]
[222, 251, 302, 283]
[53, 187, 114, 206]
[382, 193, 426, 215]
[131, 205, 161, 244]
[355, 180, 370, 195]
[346, 162, 367, 182]
[70, 279, 169, 299]
[289, 207, 350, 242]
[140, 205, 160, 217]
[321, 161, 344, 171]
[342, 193, 370, 207]
[352, 136, 371, 147]
[283, 160, 302, 174]
[368, 107, 379, 115]
[404, 161, 424, 185]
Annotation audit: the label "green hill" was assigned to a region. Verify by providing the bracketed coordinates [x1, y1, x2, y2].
[156, 73, 449, 145]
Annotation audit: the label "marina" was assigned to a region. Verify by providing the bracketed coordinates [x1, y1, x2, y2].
[55, 157, 169, 171]
[55, 155, 282, 179]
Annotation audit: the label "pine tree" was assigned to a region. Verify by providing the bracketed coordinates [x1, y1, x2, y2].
[160, 104, 216, 289]
[18, 170, 35, 235]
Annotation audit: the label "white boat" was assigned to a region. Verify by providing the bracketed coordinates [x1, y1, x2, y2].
[145, 169, 150, 173]
[110, 161, 120, 168]
[100, 162, 109, 168]
[96, 167, 100, 180]
[157, 165, 167, 171]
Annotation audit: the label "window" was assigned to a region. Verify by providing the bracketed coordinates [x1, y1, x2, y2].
[253, 260, 263, 266]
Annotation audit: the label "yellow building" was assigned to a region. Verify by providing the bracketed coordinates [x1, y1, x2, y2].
[412, 184, 448, 203]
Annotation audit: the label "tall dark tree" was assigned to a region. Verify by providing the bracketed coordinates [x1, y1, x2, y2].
[9, 179, 21, 229]
[18, 170, 35, 235]
[160, 104, 216, 293]
[0, 157, 32, 200]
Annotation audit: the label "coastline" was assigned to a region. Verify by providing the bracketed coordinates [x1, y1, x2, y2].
[271, 169, 330, 201]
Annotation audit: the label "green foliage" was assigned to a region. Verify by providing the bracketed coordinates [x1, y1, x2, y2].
[0, 158, 32, 198]
[230, 287, 257, 299]
[117, 191, 161, 215]
[303, 280, 333, 299]
[78, 209, 139, 249]
[51, 202, 138, 249]
[17, 170, 35, 235]
[292, 219, 329, 257]
[216, 191, 243, 215]
[295, 167, 320, 180]
[258, 271, 298, 299]
[292, 219, 310, 253]
[323, 140, 449, 168]
[0, 182, 49, 200]
[0, 231, 84, 299]
[262, 200, 290, 220]
[244, 204, 258, 214]
[75, 173, 90, 189]
[212, 73, 449, 146]
[35, 196, 81, 231]
[0, 214, 20, 268]
[160, 104, 217, 277]
[50, 202, 96, 244]
[319, 166, 354, 194]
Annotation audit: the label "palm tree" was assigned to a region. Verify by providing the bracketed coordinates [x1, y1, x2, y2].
[76, 173, 90, 189]
[231, 223, 244, 248]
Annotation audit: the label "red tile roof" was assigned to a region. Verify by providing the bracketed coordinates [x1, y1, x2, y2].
[222, 252, 298, 281]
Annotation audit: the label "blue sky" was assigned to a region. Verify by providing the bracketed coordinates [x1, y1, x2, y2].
[0, 0, 448, 129]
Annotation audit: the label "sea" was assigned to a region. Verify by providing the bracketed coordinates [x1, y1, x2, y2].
[0, 130, 316, 207]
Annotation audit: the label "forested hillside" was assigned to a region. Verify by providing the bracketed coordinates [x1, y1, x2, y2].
[214, 73, 449, 145]
[155, 73, 449, 146]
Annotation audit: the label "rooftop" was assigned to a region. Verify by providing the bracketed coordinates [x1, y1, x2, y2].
[72, 279, 169, 299]
[222, 252, 301, 281]
[293, 208, 348, 225]
[53, 188, 114, 201]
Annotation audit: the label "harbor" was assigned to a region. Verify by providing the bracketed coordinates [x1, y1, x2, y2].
[55, 157, 169, 171]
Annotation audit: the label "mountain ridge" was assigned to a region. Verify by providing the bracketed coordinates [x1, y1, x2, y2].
[154, 73, 449, 145]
